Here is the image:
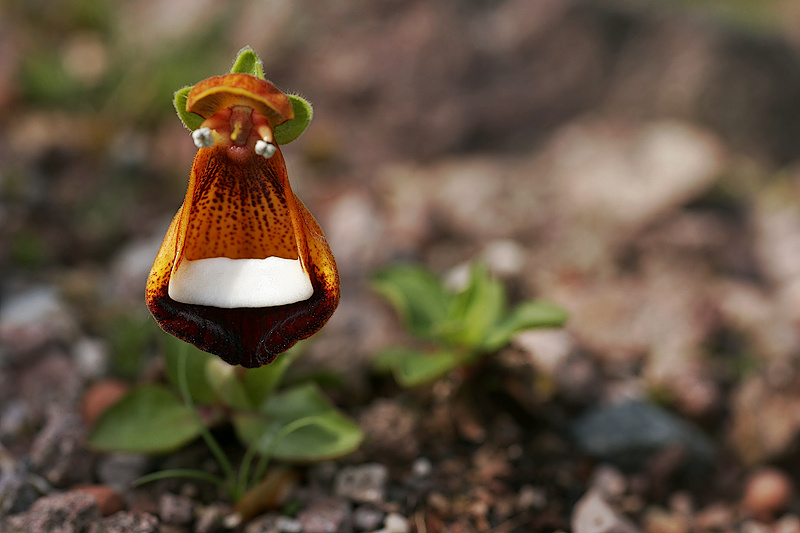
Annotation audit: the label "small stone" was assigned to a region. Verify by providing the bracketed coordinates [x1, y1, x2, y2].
[277, 515, 303, 533]
[244, 513, 279, 533]
[73, 484, 124, 516]
[297, 497, 351, 533]
[383, 513, 410, 533]
[159, 492, 194, 525]
[516, 485, 546, 511]
[0, 286, 76, 363]
[335, 464, 388, 504]
[775, 514, 800, 533]
[97, 453, 150, 494]
[0, 400, 33, 441]
[642, 507, 688, 533]
[4, 491, 99, 533]
[743, 467, 794, 522]
[572, 400, 714, 472]
[353, 506, 385, 531]
[571, 490, 641, 533]
[195, 503, 233, 533]
[411, 457, 432, 478]
[590, 465, 627, 499]
[87, 510, 159, 533]
[81, 379, 130, 427]
[30, 409, 94, 488]
[72, 337, 109, 380]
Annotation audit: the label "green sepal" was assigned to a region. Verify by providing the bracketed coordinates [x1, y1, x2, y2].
[230, 46, 265, 79]
[274, 95, 313, 145]
[174, 85, 204, 131]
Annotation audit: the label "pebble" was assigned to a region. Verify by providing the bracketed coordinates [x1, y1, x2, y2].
[72, 337, 110, 380]
[742, 467, 794, 522]
[571, 490, 641, 533]
[590, 465, 627, 500]
[381, 513, 410, 533]
[87, 510, 159, 533]
[159, 492, 194, 525]
[81, 378, 130, 427]
[411, 457, 432, 478]
[277, 515, 303, 533]
[72, 484, 124, 516]
[96, 453, 150, 494]
[3, 491, 99, 533]
[353, 506, 385, 531]
[572, 400, 714, 471]
[0, 286, 75, 363]
[0, 400, 33, 441]
[297, 497, 352, 533]
[335, 463, 388, 504]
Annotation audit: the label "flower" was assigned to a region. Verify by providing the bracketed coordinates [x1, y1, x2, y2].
[146, 52, 339, 367]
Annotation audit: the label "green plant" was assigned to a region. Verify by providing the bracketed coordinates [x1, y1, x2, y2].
[88, 334, 363, 503]
[372, 262, 568, 387]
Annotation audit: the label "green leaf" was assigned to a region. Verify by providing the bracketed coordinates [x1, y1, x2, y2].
[205, 358, 253, 411]
[241, 345, 300, 409]
[233, 383, 363, 461]
[439, 263, 506, 348]
[87, 385, 202, 454]
[483, 300, 569, 352]
[371, 265, 451, 339]
[376, 347, 461, 387]
[163, 334, 217, 405]
[229, 46, 264, 79]
[274, 95, 313, 145]
[173, 86, 204, 131]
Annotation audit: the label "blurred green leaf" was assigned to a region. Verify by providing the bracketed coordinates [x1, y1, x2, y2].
[88, 385, 201, 454]
[439, 263, 506, 349]
[371, 265, 451, 339]
[376, 347, 461, 387]
[274, 95, 313, 145]
[163, 334, 217, 405]
[483, 301, 569, 352]
[234, 383, 363, 461]
[205, 358, 253, 411]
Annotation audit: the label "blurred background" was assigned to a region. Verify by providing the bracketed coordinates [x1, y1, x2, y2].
[5, 0, 800, 530]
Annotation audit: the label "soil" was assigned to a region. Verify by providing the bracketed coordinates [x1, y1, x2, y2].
[4, 1, 800, 532]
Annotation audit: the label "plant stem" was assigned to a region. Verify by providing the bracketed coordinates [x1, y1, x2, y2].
[176, 343, 238, 495]
[134, 468, 226, 488]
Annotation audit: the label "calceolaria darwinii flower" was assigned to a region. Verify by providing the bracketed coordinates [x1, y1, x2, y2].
[146, 48, 339, 367]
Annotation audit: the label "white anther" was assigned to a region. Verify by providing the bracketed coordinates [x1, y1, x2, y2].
[192, 127, 215, 148]
[255, 140, 276, 159]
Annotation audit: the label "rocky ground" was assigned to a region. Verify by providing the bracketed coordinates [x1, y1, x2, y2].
[5, 0, 800, 531]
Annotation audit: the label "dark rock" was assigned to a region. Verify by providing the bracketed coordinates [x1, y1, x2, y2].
[29, 409, 94, 488]
[3, 491, 99, 533]
[87, 511, 159, 533]
[572, 400, 714, 473]
[0, 460, 46, 515]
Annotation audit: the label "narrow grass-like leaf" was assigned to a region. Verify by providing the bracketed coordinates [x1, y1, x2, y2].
[163, 333, 216, 405]
[233, 383, 363, 461]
